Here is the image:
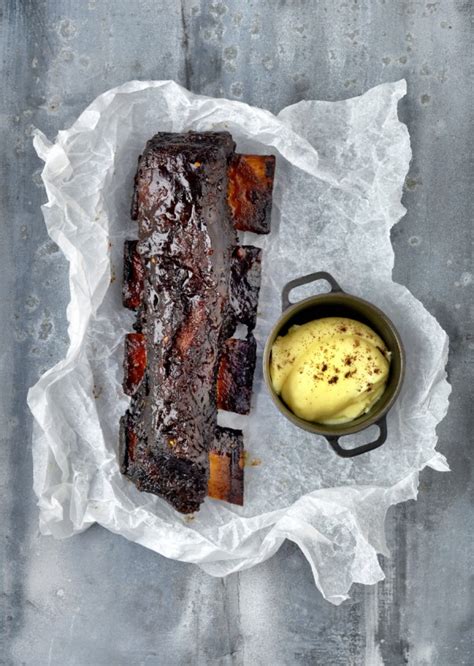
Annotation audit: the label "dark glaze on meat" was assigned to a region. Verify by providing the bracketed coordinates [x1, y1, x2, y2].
[120, 131, 274, 513]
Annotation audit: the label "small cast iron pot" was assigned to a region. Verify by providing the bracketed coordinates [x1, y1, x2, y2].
[263, 272, 405, 458]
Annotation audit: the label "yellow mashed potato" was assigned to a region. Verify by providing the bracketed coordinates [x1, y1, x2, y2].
[270, 317, 390, 425]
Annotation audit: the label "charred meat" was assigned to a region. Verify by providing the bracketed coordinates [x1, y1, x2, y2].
[120, 131, 275, 513]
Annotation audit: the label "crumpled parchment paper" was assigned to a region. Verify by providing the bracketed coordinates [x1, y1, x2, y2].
[28, 79, 451, 605]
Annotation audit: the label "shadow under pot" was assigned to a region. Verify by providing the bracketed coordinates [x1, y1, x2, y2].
[263, 272, 405, 457]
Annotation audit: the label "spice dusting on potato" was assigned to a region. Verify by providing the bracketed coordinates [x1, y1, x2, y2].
[270, 317, 391, 425]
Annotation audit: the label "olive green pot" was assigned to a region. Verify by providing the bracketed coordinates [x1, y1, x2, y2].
[263, 272, 405, 457]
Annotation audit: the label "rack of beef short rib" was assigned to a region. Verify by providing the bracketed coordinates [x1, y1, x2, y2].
[120, 132, 275, 513]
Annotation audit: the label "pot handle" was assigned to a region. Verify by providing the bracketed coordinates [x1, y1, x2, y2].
[282, 271, 344, 311]
[326, 416, 387, 458]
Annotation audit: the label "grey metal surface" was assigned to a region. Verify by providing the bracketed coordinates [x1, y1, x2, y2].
[1, 0, 472, 664]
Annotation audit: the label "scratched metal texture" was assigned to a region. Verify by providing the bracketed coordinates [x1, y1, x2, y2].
[1, 1, 472, 664]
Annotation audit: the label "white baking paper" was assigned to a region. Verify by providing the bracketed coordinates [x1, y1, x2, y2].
[28, 79, 451, 605]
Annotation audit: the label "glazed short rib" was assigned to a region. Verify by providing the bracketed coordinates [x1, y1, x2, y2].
[120, 132, 275, 513]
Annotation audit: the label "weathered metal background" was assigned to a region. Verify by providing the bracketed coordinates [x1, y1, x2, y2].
[1, 1, 472, 664]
